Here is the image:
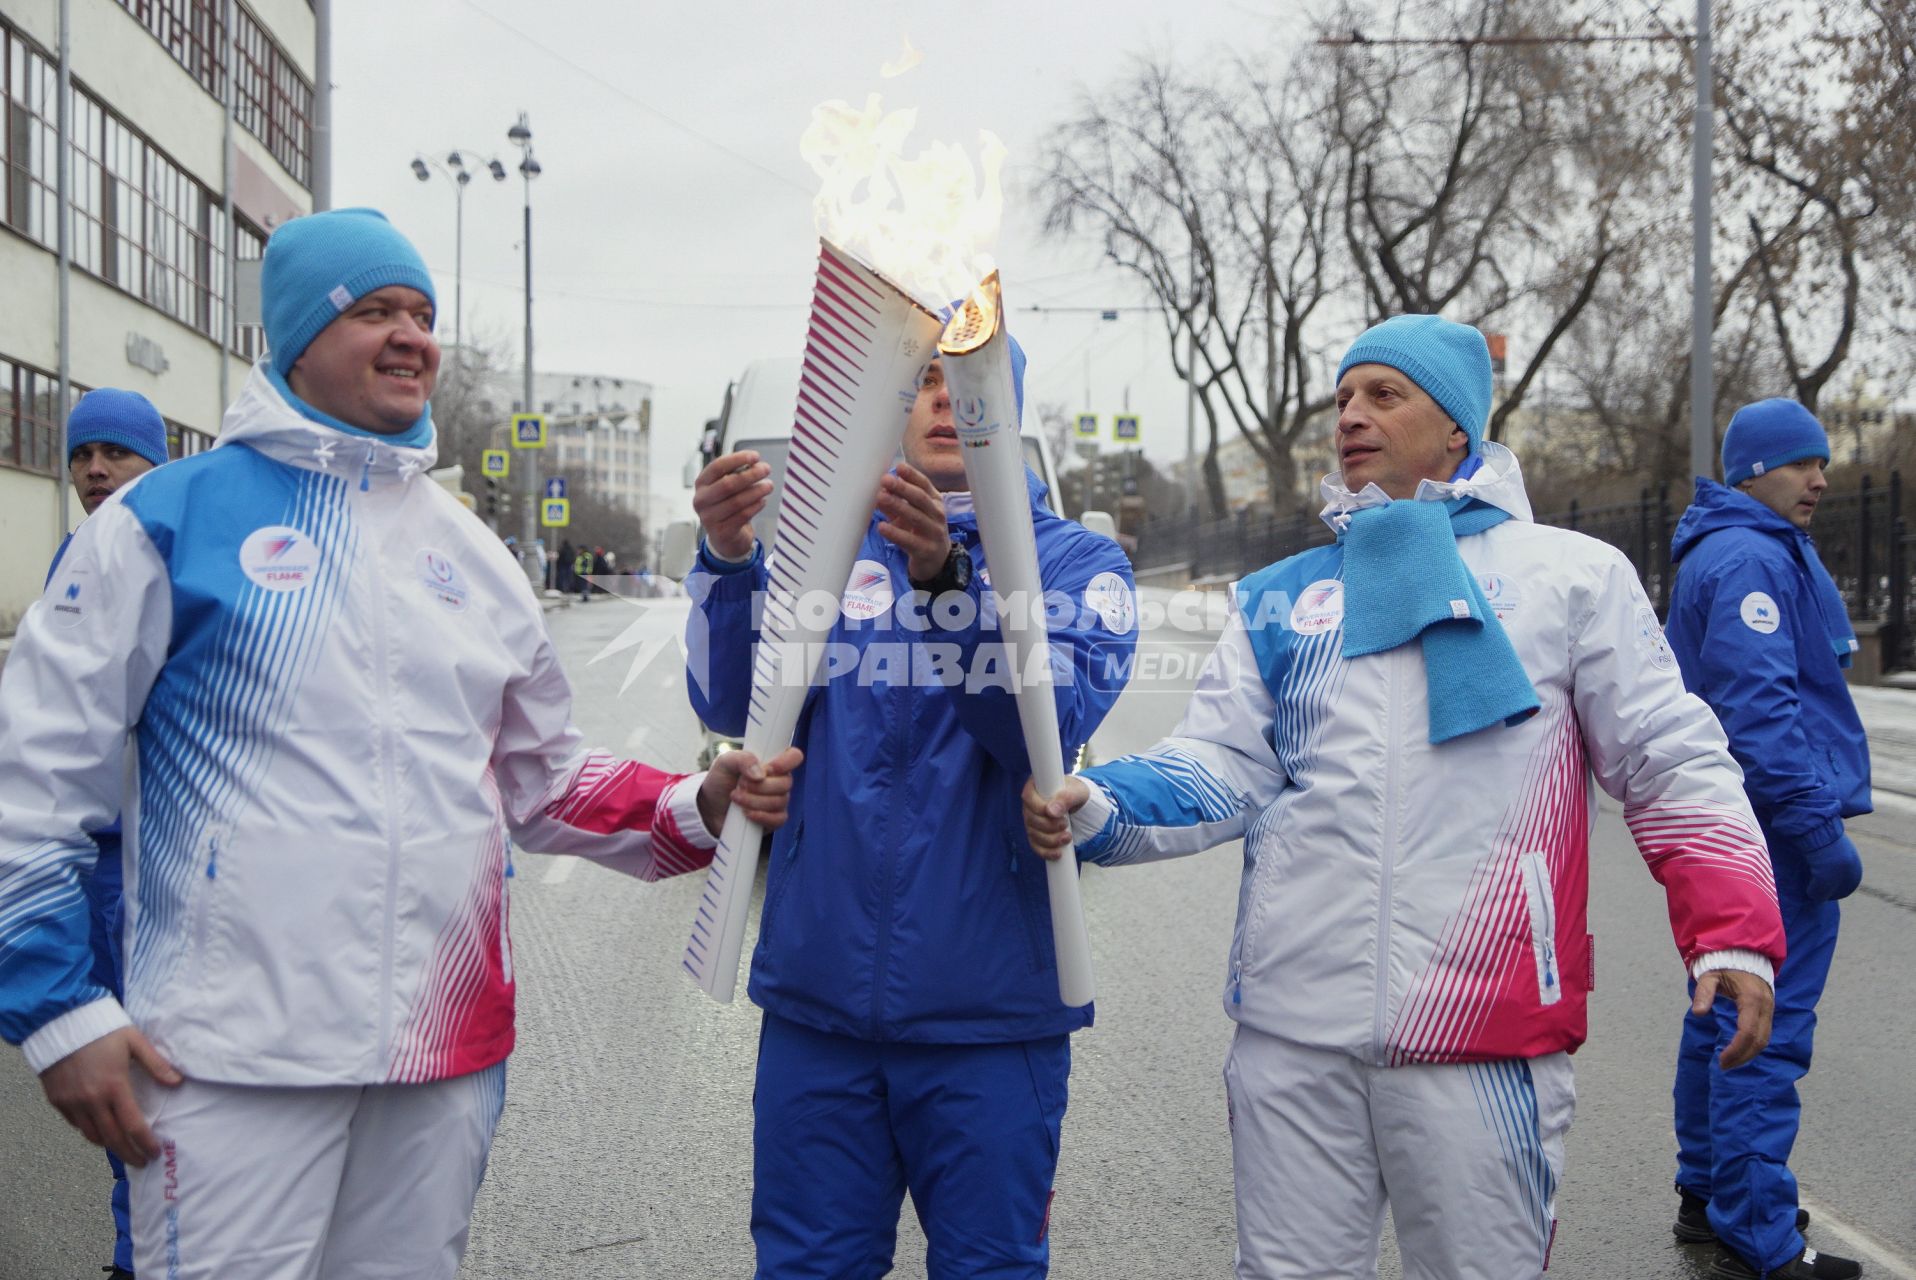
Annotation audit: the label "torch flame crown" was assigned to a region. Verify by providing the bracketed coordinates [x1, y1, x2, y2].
[938, 270, 1002, 356]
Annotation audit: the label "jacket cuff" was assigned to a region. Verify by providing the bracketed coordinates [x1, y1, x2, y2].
[1068, 780, 1119, 856]
[22, 997, 132, 1074]
[697, 537, 760, 575]
[1689, 948, 1775, 988]
[661, 773, 720, 854]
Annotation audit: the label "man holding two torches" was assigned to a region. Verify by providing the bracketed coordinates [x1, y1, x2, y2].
[688, 334, 1137, 1277]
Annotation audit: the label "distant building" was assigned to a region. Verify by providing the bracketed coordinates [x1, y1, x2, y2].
[0, 0, 314, 631]
[460, 363, 654, 517]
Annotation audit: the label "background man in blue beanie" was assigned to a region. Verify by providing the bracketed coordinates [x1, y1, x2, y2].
[1664, 398, 1869, 1280]
[52, 386, 170, 1280]
[685, 346, 1138, 1278]
[1026, 314, 1787, 1279]
[0, 207, 798, 1280]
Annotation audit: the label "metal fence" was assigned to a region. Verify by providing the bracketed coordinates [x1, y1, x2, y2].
[1131, 471, 1913, 669]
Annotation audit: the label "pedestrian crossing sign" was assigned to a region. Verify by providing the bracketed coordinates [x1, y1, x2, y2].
[1076, 413, 1098, 437]
[481, 449, 509, 477]
[541, 497, 570, 528]
[512, 413, 547, 449]
[1114, 414, 1141, 442]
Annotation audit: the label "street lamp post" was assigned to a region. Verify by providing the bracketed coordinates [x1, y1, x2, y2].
[410, 150, 508, 355]
[508, 112, 542, 566]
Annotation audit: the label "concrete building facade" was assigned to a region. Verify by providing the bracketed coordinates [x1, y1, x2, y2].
[0, 0, 312, 631]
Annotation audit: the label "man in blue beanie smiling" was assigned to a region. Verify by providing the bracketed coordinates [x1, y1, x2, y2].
[0, 207, 800, 1280]
[1663, 398, 1868, 1280]
[51, 386, 170, 1280]
[1027, 314, 1786, 1279]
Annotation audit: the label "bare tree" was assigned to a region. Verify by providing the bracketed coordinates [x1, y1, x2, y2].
[1040, 58, 1342, 519]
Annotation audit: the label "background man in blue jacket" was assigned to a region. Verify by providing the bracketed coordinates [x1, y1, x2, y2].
[1664, 398, 1870, 1280]
[54, 387, 170, 1280]
[686, 343, 1138, 1278]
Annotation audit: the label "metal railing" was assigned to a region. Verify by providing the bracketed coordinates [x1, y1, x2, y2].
[1130, 471, 1913, 669]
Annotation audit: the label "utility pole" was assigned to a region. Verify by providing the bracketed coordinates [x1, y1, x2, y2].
[1690, 0, 1715, 481]
[56, 0, 71, 539]
[312, 0, 332, 209]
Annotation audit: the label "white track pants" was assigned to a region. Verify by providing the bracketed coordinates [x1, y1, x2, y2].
[1224, 1025, 1574, 1280]
[126, 1062, 507, 1280]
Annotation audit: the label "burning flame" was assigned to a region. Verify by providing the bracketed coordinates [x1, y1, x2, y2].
[799, 93, 1005, 310]
[880, 35, 923, 78]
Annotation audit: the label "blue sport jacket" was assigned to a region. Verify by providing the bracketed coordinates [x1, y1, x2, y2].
[685, 470, 1137, 1043]
[1665, 479, 1871, 865]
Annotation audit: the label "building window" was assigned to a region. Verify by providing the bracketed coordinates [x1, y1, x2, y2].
[167, 417, 215, 456]
[110, 1, 312, 188]
[3, 20, 232, 346]
[0, 355, 69, 477]
[234, 216, 266, 362]
[232, 6, 312, 186]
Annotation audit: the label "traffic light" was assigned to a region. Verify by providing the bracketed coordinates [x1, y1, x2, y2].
[483, 476, 512, 523]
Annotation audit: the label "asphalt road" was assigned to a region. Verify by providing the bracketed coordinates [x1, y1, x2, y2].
[3, 597, 1912, 1279]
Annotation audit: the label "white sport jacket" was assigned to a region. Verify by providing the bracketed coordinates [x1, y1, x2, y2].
[0, 366, 714, 1086]
[1073, 445, 1786, 1063]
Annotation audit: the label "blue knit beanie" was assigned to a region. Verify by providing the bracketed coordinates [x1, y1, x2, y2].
[67, 388, 168, 467]
[1337, 315, 1494, 457]
[1721, 398, 1829, 486]
[262, 208, 436, 375]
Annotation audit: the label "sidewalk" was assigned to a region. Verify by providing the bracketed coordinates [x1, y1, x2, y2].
[1850, 685, 1916, 808]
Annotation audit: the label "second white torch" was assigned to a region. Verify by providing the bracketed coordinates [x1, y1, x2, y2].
[937, 272, 1096, 1009]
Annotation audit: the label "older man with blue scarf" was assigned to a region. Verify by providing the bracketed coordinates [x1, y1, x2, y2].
[1025, 315, 1788, 1280]
[1664, 400, 1869, 1280]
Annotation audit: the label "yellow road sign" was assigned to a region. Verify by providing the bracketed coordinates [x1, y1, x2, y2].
[512, 413, 547, 449]
[540, 497, 570, 528]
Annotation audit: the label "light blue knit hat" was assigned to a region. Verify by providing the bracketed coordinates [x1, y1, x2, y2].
[67, 388, 168, 467]
[262, 208, 436, 375]
[1337, 315, 1494, 456]
[1721, 398, 1829, 486]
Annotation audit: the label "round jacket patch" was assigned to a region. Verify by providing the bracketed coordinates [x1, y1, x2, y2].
[416, 548, 471, 612]
[1740, 591, 1781, 635]
[1291, 580, 1345, 635]
[842, 559, 895, 621]
[1084, 570, 1136, 634]
[239, 526, 319, 593]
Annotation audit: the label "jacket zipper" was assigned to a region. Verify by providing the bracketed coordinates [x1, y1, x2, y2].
[868, 639, 908, 1040]
[364, 491, 405, 1067]
[1372, 646, 1402, 1064]
[1519, 851, 1561, 1006]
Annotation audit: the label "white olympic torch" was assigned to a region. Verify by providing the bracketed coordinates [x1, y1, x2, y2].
[937, 272, 1096, 1009]
[684, 239, 943, 1004]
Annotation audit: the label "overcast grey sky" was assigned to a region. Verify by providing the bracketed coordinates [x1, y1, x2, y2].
[330, 0, 1293, 518]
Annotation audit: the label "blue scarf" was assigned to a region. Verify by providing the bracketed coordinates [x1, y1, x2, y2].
[266, 366, 435, 451]
[1795, 529, 1860, 668]
[1339, 496, 1540, 744]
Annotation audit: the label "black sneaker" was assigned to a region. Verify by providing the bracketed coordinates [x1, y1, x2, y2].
[1675, 1189, 1811, 1244]
[102, 1268, 135, 1279]
[1710, 1244, 1862, 1279]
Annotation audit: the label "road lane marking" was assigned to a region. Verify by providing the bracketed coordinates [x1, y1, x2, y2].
[542, 855, 580, 886]
[1798, 1193, 1916, 1280]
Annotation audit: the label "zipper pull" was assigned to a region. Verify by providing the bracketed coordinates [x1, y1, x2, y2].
[206, 836, 219, 880]
[360, 450, 373, 492]
[1231, 962, 1243, 1005]
[1542, 939, 1558, 990]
